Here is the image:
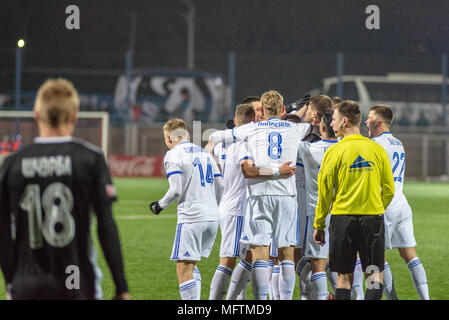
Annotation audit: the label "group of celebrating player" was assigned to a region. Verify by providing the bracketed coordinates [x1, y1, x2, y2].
[150, 90, 430, 300]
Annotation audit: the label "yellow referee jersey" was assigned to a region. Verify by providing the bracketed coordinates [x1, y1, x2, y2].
[314, 134, 395, 230]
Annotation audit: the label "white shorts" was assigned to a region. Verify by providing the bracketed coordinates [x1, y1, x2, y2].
[296, 193, 307, 248]
[245, 195, 297, 248]
[269, 237, 278, 258]
[170, 221, 219, 261]
[219, 215, 250, 259]
[302, 214, 330, 259]
[384, 202, 417, 250]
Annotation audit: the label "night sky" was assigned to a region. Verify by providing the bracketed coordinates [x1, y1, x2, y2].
[1, 0, 449, 102]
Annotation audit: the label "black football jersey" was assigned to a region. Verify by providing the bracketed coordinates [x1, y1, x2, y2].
[0, 136, 127, 299]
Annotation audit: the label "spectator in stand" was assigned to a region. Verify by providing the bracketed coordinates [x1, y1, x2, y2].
[0, 136, 12, 155]
[397, 110, 412, 126]
[415, 111, 429, 126]
[12, 135, 22, 152]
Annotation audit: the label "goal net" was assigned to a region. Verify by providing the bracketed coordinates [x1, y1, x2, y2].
[0, 111, 109, 157]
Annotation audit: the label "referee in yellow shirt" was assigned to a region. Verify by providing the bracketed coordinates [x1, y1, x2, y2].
[313, 100, 394, 300]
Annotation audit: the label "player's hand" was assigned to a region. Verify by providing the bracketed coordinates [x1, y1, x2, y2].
[112, 292, 130, 300]
[225, 119, 235, 129]
[149, 201, 163, 215]
[313, 229, 326, 246]
[279, 161, 296, 178]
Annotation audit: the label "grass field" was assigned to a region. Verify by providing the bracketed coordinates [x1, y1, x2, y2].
[1, 178, 448, 300]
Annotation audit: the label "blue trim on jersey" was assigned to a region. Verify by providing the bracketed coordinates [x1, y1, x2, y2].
[375, 131, 391, 138]
[322, 139, 338, 143]
[178, 141, 190, 145]
[166, 170, 182, 178]
[171, 223, 183, 260]
[214, 173, 222, 177]
[232, 127, 237, 140]
[267, 117, 280, 121]
[238, 156, 254, 163]
[296, 163, 304, 167]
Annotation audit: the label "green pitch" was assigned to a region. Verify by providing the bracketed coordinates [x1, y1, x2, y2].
[0, 178, 448, 300]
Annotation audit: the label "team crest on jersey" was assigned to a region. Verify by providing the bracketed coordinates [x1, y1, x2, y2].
[349, 155, 374, 172]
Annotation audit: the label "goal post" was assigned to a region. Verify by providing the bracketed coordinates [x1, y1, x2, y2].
[0, 110, 110, 157]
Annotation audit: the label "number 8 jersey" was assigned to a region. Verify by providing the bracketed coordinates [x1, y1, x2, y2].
[210, 117, 312, 196]
[163, 141, 221, 223]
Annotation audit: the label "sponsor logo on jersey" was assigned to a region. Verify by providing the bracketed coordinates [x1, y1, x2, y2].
[349, 155, 374, 172]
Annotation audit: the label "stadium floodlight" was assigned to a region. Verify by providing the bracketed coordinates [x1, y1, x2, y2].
[17, 39, 25, 48]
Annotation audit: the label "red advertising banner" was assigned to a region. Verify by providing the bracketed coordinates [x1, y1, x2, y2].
[108, 155, 164, 177]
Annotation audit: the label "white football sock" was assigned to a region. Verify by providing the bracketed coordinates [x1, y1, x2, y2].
[226, 260, 252, 300]
[208, 265, 232, 300]
[351, 258, 365, 300]
[179, 279, 198, 300]
[193, 267, 202, 299]
[296, 257, 311, 300]
[383, 262, 398, 300]
[251, 260, 269, 300]
[267, 260, 274, 299]
[408, 257, 429, 300]
[270, 264, 280, 300]
[279, 260, 296, 300]
[311, 272, 328, 300]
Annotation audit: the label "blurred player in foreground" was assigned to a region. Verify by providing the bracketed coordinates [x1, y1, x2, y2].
[313, 100, 395, 300]
[0, 78, 129, 300]
[365, 104, 429, 300]
[150, 118, 223, 300]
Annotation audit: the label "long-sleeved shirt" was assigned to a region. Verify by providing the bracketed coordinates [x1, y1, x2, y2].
[314, 134, 395, 230]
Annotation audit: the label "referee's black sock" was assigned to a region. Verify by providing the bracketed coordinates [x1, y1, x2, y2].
[335, 288, 351, 300]
[365, 283, 384, 300]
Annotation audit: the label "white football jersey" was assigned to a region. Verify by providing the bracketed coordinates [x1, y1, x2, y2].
[218, 141, 251, 217]
[212, 141, 232, 169]
[372, 132, 407, 207]
[297, 139, 338, 216]
[210, 118, 312, 195]
[163, 141, 221, 223]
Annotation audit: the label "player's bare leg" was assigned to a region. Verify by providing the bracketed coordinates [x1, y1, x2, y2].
[277, 246, 296, 300]
[398, 247, 429, 300]
[177, 260, 199, 300]
[251, 245, 270, 300]
[336, 273, 353, 300]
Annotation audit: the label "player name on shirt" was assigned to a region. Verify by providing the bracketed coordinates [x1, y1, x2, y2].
[22, 155, 72, 178]
[257, 120, 292, 128]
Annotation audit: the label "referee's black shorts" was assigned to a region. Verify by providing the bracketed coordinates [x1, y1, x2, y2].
[328, 214, 385, 274]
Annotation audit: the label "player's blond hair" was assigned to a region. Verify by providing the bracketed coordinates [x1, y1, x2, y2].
[34, 78, 80, 128]
[163, 118, 189, 141]
[260, 90, 283, 116]
[234, 103, 255, 126]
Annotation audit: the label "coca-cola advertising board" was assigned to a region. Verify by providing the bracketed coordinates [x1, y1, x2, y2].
[108, 155, 164, 177]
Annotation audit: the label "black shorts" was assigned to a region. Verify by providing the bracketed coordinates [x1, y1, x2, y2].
[328, 214, 385, 274]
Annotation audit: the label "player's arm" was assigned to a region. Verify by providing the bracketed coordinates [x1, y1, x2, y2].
[206, 123, 254, 153]
[150, 172, 182, 214]
[240, 158, 296, 179]
[380, 148, 395, 209]
[313, 151, 335, 231]
[92, 155, 129, 299]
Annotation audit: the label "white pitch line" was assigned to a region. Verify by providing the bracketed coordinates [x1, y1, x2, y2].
[116, 214, 177, 220]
